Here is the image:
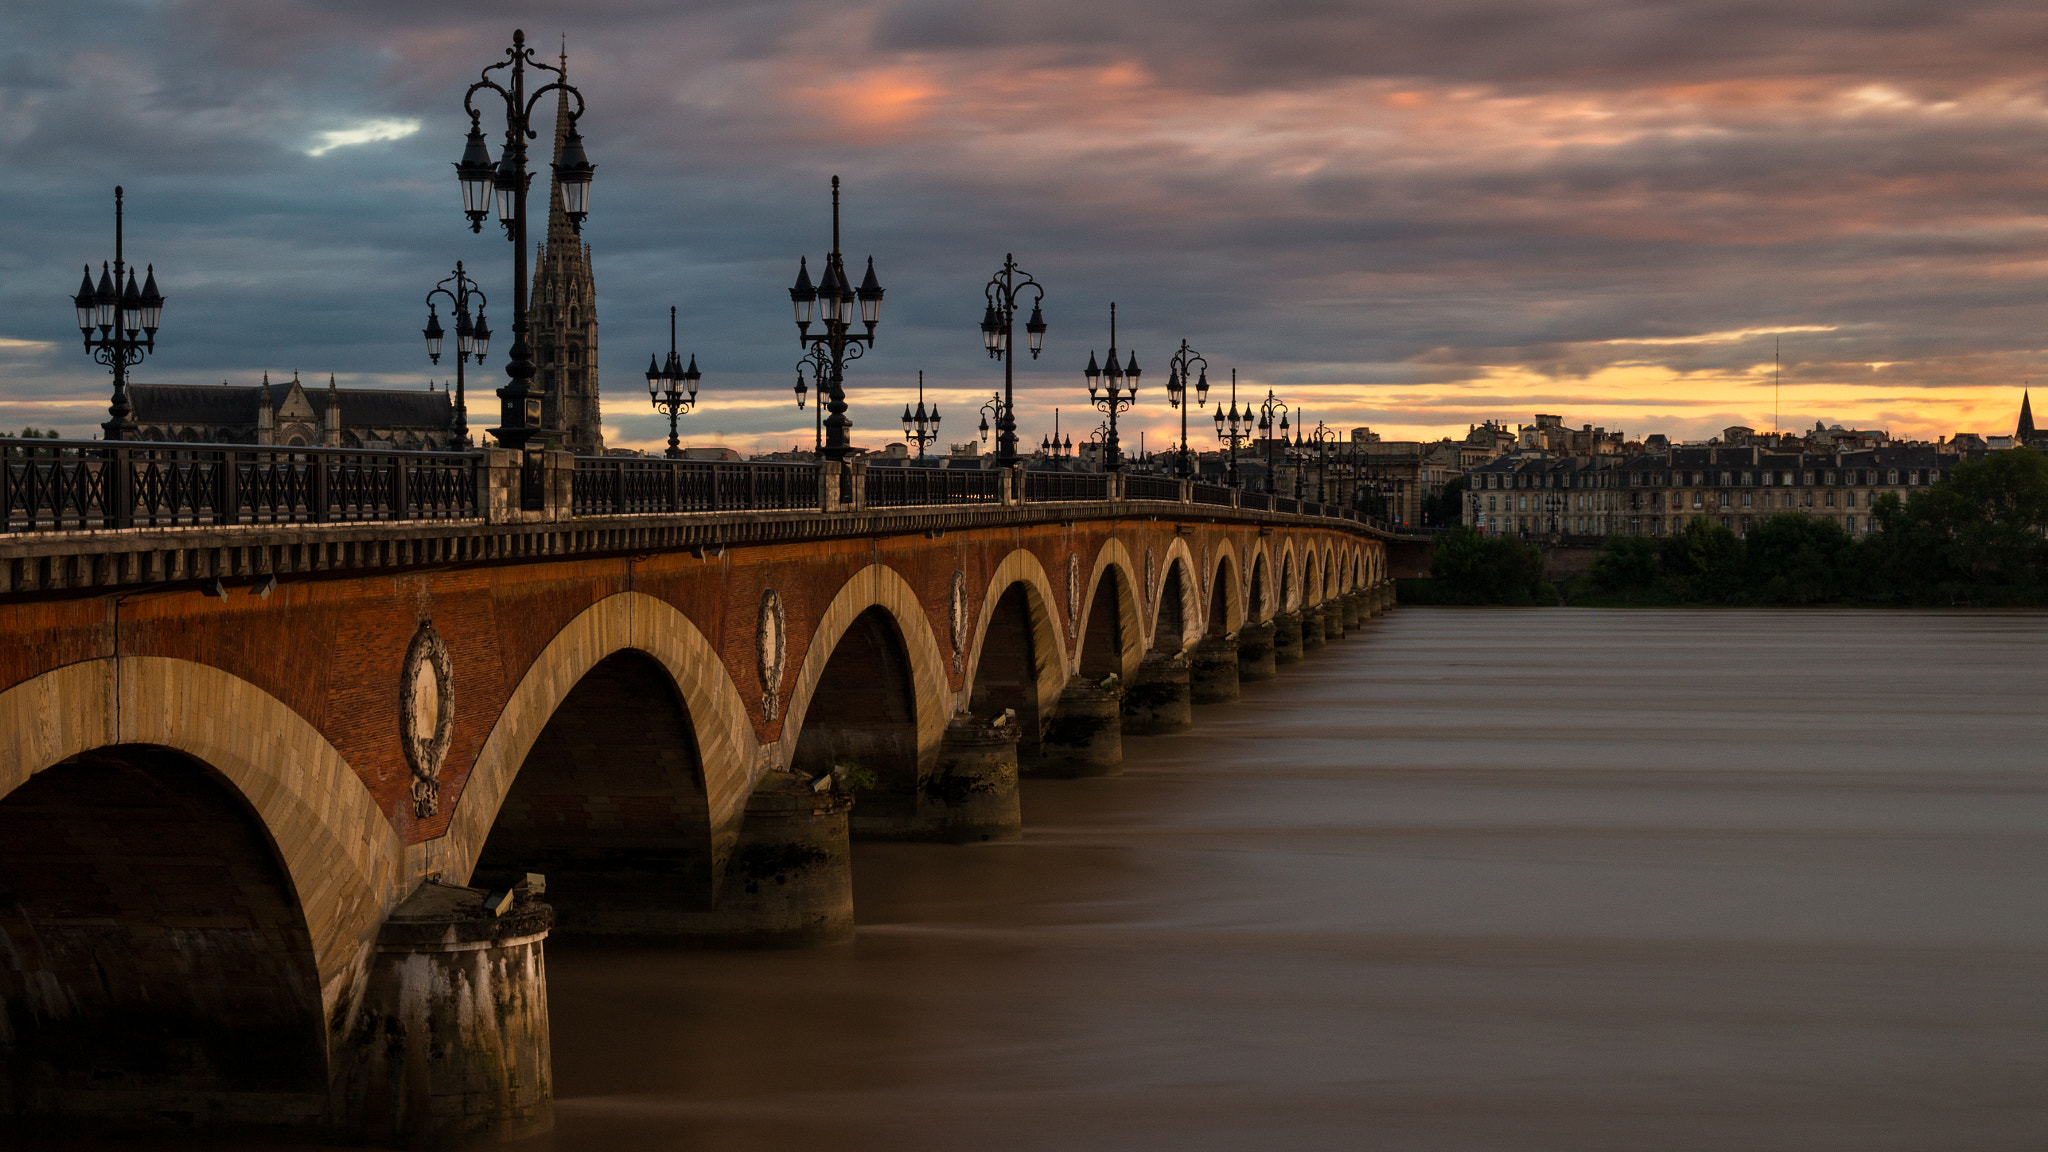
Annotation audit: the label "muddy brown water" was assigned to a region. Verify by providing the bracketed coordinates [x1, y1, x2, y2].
[96, 609, 2048, 1149]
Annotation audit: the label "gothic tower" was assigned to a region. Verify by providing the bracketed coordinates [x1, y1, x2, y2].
[2019, 389, 2036, 445]
[530, 49, 605, 455]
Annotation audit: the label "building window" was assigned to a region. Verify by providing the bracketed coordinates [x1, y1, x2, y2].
[1824, 491, 1835, 507]
[1720, 472, 1732, 485]
[1930, 469, 1941, 483]
[1718, 492, 1730, 508]
[1887, 469, 1898, 484]
[1824, 471, 1836, 485]
[1846, 515, 1857, 531]
[1691, 492, 1703, 509]
[1803, 492, 1813, 508]
[1803, 471, 1814, 485]
[1741, 493, 1752, 507]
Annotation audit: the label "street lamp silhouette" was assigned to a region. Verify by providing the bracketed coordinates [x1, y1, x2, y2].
[644, 306, 701, 459]
[73, 187, 164, 441]
[902, 371, 941, 458]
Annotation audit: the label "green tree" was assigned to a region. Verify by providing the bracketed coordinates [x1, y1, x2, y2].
[1428, 527, 1552, 605]
[1421, 475, 1468, 527]
[1742, 513, 1854, 604]
[1588, 535, 1664, 600]
[1659, 516, 1745, 602]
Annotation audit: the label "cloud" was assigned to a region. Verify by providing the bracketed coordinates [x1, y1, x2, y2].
[305, 118, 420, 156]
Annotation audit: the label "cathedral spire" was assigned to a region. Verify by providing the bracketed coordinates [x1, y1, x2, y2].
[544, 42, 578, 250]
[2020, 388, 2036, 443]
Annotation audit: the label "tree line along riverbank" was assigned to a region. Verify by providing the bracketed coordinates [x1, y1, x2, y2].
[1401, 448, 2048, 607]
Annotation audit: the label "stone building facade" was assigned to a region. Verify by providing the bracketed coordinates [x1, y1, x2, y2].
[128, 373, 459, 450]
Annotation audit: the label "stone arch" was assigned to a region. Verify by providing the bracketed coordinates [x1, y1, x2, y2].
[1152, 557, 1198, 654]
[792, 605, 924, 836]
[1303, 547, 1323, 608]
[1206, 537, 1245, 636]
[1076, 538, 1144, 681]
[470, 649, 719, 934]
[0, 744, 330, 1128]
[1247, 549, 1273, 623]
[1278, 541, 1300, 613]
[962, 549, 1071, 765]
[0, 658, 403, 1031]
[453, 592, 756, 896]
[774, 562, 952, 795]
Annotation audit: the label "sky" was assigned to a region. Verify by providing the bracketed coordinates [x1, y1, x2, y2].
[6, 1, 2048, 454]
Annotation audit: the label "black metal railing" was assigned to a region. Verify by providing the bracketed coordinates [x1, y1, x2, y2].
[864, 465, 1003, 508]
[2, 440, 478, 533]
[1240, 490, 1272, 511]
[572, 458, 820, 515]
[1125, 475, 1183, 502]
[1023, 471, 1112, 502]
[1190, 481, 1234, 507]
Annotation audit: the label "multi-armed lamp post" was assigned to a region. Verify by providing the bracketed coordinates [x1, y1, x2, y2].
[421, 261, 488, 449]
[978, 254, 1047, 466]
[1040, 408, 1074, 463]
[1212, 369, 1250, 488]
[788, 177, 883, 461]
[72, 187, 164, 442]
[1305, 417, 1336, 502]
[902, 371, 941, 458]
[1255, 389, 1291, 494]
[1081, 303, 1139, 471]
[644, 306, 702, 458]
[453, 29, 594, 452]
[1164, 340, 1210, 479]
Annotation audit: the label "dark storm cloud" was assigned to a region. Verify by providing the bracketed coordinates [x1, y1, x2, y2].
[3, 1, 2047, 447]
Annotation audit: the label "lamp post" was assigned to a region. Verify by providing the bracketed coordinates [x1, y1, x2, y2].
[976, 389, 1005, 454]
[422, 261, 488, 449]
[1254, 389, 1290, 494]
[792, 346, 829, 457]
[454, 29, 593, 453]
[788, 176, 883, 462]
[1039, 407, 1074, 464]
[977, 253, 1047, 467]
[644, 306, 701, 459]
[1163, 340, 1208, 479]
[1211, 369, 1250, 488]
[73, 186, 164, 441]
[1081, 302, 1139, 472]
[1306, 418, 1335, 503]
[902, 371, 940, 458]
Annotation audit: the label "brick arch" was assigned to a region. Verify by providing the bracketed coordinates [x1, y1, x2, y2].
[774, 562, 953, 783]
[1151, 536, 1200, 653]
[450, 591, 757, 888]
[1076, 537, 1145, 681]
[1276, 538, 1301, 613]
[0, 657, 404, 1024]
[1246, 546, 1275, 622]
[1206, 536, 1246, 635]
[962, 547, 1071, 737]
[1303, 548, 1323, 608]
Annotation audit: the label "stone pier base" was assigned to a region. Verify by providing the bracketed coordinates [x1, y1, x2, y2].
[1273, 613, 1304, 664]
[1122, 650, 1193, 735]
[700, 773, 854, 948]
[1237, 620, 1277, 682]
[1190, 636, 1241, 704]
[1035, 676, 1124, 778]
[916, 714, 1022, 842]
[1324, 604, 1347, 641]
[1340, 593, 1363, 630]
[334, 880, 554, 1147]
[1302, 610, 1328, 651]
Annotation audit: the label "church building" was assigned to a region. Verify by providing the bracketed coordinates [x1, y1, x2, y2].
[528, 53, 605, 455]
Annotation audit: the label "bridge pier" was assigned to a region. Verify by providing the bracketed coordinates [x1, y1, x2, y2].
[1190, 636, 1241, 704]
[1324, 603, 1347, 641]
[1339, 592, 1363, 630]
[1122, 650, 1193, 734]
[334, 880, 554, 1147]
[1035, 675, 1124, 777]
[1302, 609, 1328, 651]
[1237, 620, 1277, 681]
[702, 773, 854, 948]
[916, 714, 1023, 842]
[1273, 612, 1304, 664]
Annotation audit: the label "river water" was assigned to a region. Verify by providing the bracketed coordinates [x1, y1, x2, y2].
[531, 609, 2048, 1152]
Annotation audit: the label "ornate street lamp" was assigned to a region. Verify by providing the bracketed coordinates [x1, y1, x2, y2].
[976, 389, 1005, 451]
[978, 253, 1047, 466]
[454, 29, 594, 453]
[73, 186, 164, 441]
[1212, 369, 1250, 488]
[1082, 302, 1140, 472]
[1163, 339, 1208, 480]
[1254, 388, 1290, 494]
[644, 306, 701, 459]
[902, 371, 941, 458]
[1305, 418, 1335, 503]
[789, 176, 883, 461]
[793, 345, 831, 457]
[1039, 407, 1074, 464]
[422, 261, 487, 449]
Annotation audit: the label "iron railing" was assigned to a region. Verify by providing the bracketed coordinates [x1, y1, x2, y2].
[864, 465, 1003, 508]
[1240, 490, 1272, 511]
[1, 440, 478, 532]
[1125, 475, 1184, 502]
[1190, 481, 1235, 507]
[1023, 471, 1112, 502]
[571, 458, 820, 515]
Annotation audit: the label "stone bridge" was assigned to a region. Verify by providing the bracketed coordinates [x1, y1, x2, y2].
[0, 444, 1397, 1144]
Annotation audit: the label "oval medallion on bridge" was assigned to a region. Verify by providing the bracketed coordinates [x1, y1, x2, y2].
[949, 570, 967, 674]
[400, 621, 454, 819]
[758, 588, 787, 722]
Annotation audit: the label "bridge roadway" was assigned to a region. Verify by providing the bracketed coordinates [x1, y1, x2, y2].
[0, 444, 1399, 1144]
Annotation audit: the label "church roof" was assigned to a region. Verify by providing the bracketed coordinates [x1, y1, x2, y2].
[309, 388, 453, 429]
[129, 383, 260, 426]
[127, 381, 453, 430]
